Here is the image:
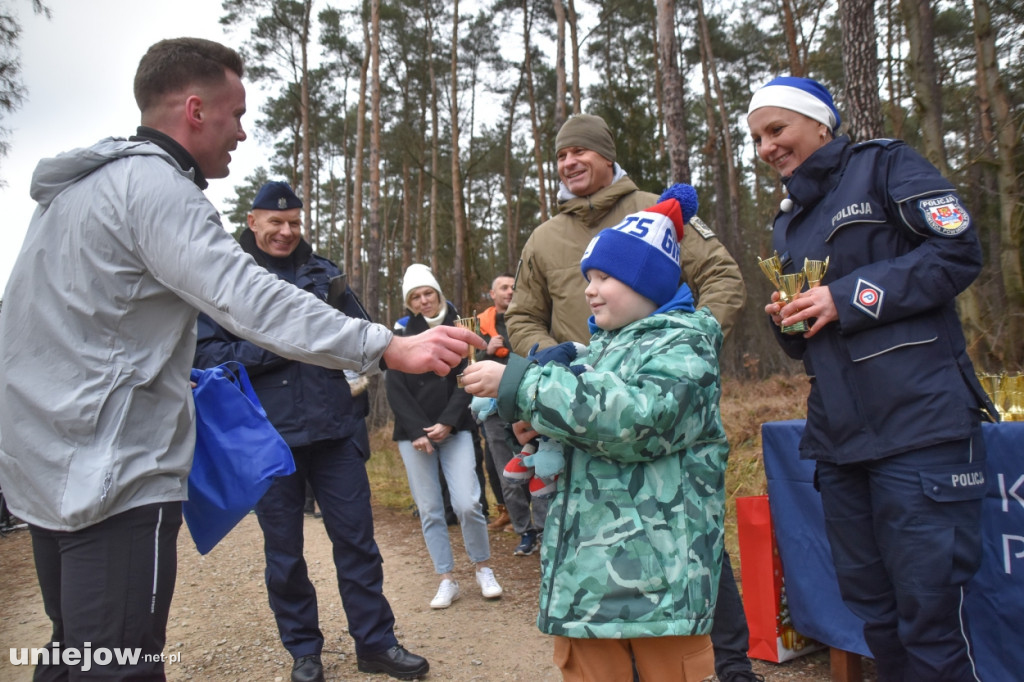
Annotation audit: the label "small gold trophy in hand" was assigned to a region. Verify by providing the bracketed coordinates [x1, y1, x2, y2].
[804, 256, 830, 288]
[758, 253, 808, 334]
[757, 252, 783, 290]
[454, 313, 481, 388]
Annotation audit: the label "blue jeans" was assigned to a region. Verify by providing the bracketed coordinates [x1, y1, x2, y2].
[398, 430, 491, 573]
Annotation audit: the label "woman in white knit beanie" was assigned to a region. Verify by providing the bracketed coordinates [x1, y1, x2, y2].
[385, 264, 504, 609]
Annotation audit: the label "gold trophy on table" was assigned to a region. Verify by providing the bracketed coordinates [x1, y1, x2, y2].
[977, 373, 1005, 420]
[454, 313, 480, 388]
[1003, 373, 1024, 422]
[758, 252, 808, 334]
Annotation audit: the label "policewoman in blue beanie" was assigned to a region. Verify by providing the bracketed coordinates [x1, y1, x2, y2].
[748, 77, 998, 681]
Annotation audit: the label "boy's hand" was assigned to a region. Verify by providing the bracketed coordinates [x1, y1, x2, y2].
[527, 341, 581, 366]
[460, 360, 504, 397]
[512, 421, 540, 445]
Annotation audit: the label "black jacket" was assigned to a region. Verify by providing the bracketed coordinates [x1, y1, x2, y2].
[385, 302, 474, 441]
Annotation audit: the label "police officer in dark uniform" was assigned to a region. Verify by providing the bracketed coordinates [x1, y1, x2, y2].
[747, 78, 998, 682]
[194, 181, 428, 682]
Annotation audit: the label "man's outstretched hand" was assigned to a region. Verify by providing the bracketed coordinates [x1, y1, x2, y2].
[383, 325, 485, 376]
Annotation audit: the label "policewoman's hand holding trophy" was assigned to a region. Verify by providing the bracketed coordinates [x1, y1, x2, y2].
[454, 313, 481, 388]
[758, 253, 829, 334]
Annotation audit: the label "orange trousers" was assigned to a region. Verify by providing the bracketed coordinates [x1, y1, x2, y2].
[553, 633, 713, 681]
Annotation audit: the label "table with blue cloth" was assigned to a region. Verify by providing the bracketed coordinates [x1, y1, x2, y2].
[760, 420, 1024, 681]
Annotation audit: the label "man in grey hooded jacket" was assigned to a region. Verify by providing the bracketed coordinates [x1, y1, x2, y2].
[0, 37, 477, 681]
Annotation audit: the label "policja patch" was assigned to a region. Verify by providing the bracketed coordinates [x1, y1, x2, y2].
[918, 194, 970, 236]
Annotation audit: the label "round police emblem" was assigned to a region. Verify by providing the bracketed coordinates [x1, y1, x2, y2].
[917, 194, 970, 236]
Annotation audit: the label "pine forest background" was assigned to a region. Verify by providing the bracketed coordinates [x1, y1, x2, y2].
[216, 0, 1022, 411]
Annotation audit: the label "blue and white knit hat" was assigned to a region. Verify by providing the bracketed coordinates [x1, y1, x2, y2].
[747, 76, 841, 134]
[579, 184, 699, 307]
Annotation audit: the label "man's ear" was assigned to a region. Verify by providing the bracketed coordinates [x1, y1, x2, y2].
[247, 212, 256, 230]
[185, 95, 203, 129]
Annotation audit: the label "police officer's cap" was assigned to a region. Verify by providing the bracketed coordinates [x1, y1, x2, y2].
[251, 181, 303, 211]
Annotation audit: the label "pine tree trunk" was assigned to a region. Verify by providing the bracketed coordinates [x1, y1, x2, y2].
[426, 2, 440, 274]
[656, 0, 690, 185]
[553, 0, 567, 131]
[900, 0, 948, 173]
[567, 0, 581, 114]
[523, 0, 549, 222]
[367, 0, 382, 316]
[351, 4, 370, 298]
[839, 0, 884, 141]
[299, 0, 313, 241]
[973, 0, 1024, 366]
[451, 0, 467, 311]
[696, 0, 741, 254]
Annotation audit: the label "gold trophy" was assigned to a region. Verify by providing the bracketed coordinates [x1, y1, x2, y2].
[454, 313, 480, 388]
[977, 373, 1004, 419]
[804, 257, 830, 288]
[758, 253, 809, 334]
[757, 252, 783, 290]
[775, 273, 809, 334]
[1003, 373, 1024, 422]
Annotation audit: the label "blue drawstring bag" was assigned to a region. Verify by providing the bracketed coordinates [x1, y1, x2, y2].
[184, 362, 295, 554]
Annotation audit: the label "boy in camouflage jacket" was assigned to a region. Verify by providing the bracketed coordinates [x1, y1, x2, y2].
[462, 185, 728, 681]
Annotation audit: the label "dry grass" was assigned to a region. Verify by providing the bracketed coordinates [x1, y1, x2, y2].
[365, 373, 812, 579]
[366, 426, 416, 510]
[719, 374, 810, 575]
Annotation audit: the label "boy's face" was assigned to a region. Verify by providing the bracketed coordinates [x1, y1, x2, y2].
[584, 269, 656, 331]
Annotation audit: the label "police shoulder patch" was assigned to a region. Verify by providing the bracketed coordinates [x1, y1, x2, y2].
[688, 216, 715, 240]
[851, 279, 884, 319]
[917, 194, 970, 237]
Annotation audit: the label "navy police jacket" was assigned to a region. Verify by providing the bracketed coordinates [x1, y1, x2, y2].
[770, 136, 997, 464]
[194, 230, 371, 455]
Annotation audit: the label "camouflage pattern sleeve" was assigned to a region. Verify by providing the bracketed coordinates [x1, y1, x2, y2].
[512, 312, 726, 463]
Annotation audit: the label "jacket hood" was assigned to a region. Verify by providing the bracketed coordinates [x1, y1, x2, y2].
[30, 137, 184, 209]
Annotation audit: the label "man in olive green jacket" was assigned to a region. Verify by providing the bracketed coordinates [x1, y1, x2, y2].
[505, 114, 745, 354]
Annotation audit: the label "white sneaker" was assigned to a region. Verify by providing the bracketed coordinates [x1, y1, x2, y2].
[430, 579, 460, 609]
[475, 567, 503, 599]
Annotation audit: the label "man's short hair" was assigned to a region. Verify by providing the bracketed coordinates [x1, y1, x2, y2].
[134, 38, 244, 113]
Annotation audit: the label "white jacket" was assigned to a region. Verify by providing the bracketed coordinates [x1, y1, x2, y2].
[0, 138, 391, 530]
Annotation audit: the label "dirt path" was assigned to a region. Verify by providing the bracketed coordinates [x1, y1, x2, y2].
[1, 506, 845, 681]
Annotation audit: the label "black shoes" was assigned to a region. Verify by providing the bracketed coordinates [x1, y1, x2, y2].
[357, 645, 430, 680]
[291, 654, 325, 682]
